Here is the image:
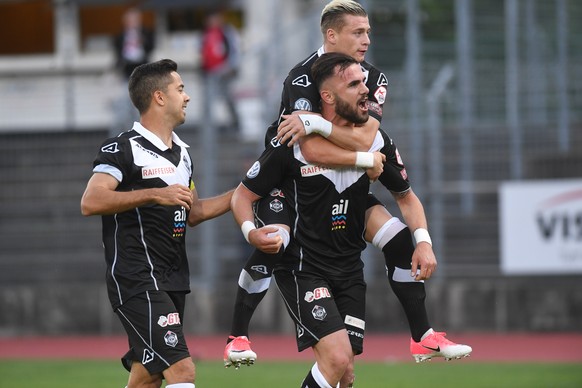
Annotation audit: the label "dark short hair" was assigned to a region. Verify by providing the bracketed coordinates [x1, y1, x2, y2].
[128, 59, 178, 114]
[311, 52, 359, 91]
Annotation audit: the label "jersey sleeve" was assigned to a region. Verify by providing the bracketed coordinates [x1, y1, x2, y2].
[377, 130, 411, 194]
[242, 139, 292, 197]
[364, 64, 388, 123]
[92, 137, 132, 183]
[282, 66, 322, 115]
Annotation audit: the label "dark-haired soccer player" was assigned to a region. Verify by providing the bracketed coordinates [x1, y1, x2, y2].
[81, 58, 232, 388]
[224, 0, 471, 368]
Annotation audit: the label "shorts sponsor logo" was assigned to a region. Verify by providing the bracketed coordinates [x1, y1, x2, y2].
[304, 287, 331, 303]
[251, 265, 268, 275]
[269, 199, 284, 213]
[101, 142, 119, 153]
[347, 329, 364, 339]
[291, 74, 311, 88]
[158, 312, 181, 327]
[269, 188, 285, 198]
[246, 161, 261, 179]
[345, 315, 366, 330]
[294, 98, 312, 111]
[164, 330, 179, 347]
[142, 349, 155, 364]
[311, 305, 327, 321]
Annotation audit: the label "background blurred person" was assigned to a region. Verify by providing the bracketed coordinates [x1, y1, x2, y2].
[200, 8, 241, 133]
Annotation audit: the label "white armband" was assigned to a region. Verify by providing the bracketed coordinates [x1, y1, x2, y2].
[355, 152, 375, 168]
[298, 114, 333, 138]
[413, 228, 432, 246]
[241, 221, 256, 243]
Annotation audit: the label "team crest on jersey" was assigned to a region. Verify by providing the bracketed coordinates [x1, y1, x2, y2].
[246, 161, 261, 178]
[331, 199, 349, 231]
[374, 86, 387, 105]
[293, 98, 312, 111]
[101, 142, 119, 153]
[291, 74, 311, 87]
[269, 198, 284, 213]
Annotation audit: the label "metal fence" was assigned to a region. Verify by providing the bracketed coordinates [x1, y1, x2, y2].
[0, 0, 581, 335]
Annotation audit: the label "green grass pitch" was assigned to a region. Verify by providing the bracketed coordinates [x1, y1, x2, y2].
[1, 359, 581, 387]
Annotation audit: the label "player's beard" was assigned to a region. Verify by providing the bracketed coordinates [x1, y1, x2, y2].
[335, 95, 368, 125]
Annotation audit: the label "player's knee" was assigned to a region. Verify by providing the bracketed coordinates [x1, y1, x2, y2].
[164, 358, 196, 385]
[369, 217, 407, 250]
[325, 349, 351, 378]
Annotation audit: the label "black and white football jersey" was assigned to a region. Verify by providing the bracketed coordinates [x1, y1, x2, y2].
[92, 122, 193, 309]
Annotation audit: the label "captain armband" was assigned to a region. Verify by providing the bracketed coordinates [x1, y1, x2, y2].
[413, 228, 433, 246]
[298, 114, 332, 138]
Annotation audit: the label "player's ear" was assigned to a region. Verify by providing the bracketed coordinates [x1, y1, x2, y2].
[320, 89, 334, 105]
[326, 28, 337, 45]
[153, 90, 164, 106]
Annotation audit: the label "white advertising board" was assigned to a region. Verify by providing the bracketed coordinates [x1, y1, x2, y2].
[499, 179, 582, 275]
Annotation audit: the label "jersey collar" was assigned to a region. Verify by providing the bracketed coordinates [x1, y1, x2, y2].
[317, 46, 325, 57]
[132, 121, 190, 150]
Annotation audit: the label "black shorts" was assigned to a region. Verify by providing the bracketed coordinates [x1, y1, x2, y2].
[366, 192, 383, 209]
[116, 290, 190, 375]
[273, 267, 366, 355]
[254, 187, 291, 226]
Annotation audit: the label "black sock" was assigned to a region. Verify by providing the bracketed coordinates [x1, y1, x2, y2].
[383, 228, 431, 342]
[301, 370, 320, 388]
[229, 287, 268, 339]
[228, 248, 282, 340]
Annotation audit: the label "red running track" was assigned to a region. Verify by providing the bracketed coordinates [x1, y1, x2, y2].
[1, 333, 581, 363]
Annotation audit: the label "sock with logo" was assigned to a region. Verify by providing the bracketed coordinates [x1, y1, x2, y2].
[229, 248, 282, 339]
[377, 222, 431, 342]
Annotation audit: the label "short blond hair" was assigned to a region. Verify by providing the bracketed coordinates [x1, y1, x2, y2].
[320, 0, 368, 35]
